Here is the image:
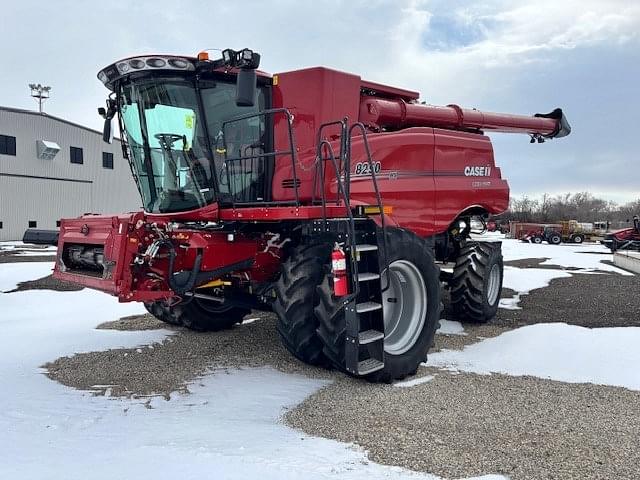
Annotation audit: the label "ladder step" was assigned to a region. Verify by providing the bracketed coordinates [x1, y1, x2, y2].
[355, 244, 378, 252]
[359, 329, 384, 344]
[358, 358, 384, 375]
[356, 301, 382, 313]
[357, 272, 380, 282]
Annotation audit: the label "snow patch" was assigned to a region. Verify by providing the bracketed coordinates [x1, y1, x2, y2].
[436, 319, 466, 336]
[499, 266, 572, 310]
[394, 375, 435, 388]
[0, 262, 54, 291]
[426, 323, 640, 391]
[502, 266, 572, 294]
[501, 239, 630, 276]
[12, 250, 57, 257]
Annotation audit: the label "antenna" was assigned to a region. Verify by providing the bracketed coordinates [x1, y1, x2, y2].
[29, 83, 51, 113]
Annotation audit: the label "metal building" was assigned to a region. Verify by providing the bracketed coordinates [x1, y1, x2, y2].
[0, 106, 141, 241]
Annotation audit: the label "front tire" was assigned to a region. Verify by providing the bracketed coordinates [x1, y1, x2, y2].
[316, 228, 441, 383]
[572, 234, 584, 244]
[273, 243, 332, 366]
[449, 241, 503, 323]
[145, 297, 249, 331]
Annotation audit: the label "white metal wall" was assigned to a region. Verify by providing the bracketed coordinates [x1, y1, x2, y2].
[0, 108, 141, 241]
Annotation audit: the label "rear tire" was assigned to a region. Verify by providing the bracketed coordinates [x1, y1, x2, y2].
[273, 243, 332, 366]
[144, 298, 249, 331]
[316, 228, 441, 383]
[532, 236, 543, 244]
[572, 234, 584, 244]
[549, 234, 562, 245]
[449, 241, 503, 323]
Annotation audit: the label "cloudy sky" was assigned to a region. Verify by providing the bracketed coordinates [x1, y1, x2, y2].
[1, 0, 638, 202]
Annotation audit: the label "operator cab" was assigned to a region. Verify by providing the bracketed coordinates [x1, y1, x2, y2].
[97, 49, 271, 214]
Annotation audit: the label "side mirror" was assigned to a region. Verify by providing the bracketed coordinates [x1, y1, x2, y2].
[103, 117, 113, 144]
[99, 99, 117, 144]
[236, 69, 256, 107]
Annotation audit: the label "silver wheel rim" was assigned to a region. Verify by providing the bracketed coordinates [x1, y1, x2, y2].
[382, 260, 427, 355]
[486, 264, 501, 306]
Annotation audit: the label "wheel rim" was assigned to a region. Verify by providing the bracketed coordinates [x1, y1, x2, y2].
[382, 260, 427, 355]
[486, 264, 501, 306]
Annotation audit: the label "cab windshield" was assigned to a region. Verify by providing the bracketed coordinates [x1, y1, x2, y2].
[119, 76, 266, 213]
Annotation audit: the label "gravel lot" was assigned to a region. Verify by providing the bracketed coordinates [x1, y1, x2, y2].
[9, 246, 640, 479]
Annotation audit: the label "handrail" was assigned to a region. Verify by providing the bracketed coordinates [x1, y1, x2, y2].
[347, 122, 390, 292]
[317, 139, 361, 299]
[220, 108, 299, 207]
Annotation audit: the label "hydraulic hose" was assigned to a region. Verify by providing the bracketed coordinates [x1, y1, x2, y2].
[154, 239, 204, 295]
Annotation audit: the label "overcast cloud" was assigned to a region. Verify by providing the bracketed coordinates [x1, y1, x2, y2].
[1, 0, 638, 202]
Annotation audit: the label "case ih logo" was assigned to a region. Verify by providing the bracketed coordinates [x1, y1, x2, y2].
[464, 165, 491, 177]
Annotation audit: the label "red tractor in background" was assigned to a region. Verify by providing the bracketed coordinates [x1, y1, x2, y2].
[53, 48, 570, 382]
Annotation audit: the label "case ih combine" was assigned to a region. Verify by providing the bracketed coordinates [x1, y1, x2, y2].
[53, 48, 570, 382]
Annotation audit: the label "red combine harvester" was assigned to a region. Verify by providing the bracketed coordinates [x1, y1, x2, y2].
[53, 49, 570, 382]
[602, 216, 640, 252]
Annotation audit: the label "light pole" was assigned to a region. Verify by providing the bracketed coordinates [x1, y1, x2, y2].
[29, 83, 51, 113]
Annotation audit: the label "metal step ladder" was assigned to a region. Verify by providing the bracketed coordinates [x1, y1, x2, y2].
[343, 221, 385, 376]
[313, 120, 389, 376]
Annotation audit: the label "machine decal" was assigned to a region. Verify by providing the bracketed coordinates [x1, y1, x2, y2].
[354, 161, 381, 175]
[464, 165, 491, 177]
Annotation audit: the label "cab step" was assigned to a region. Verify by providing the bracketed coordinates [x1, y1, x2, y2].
[357, 272, 380, 282]
[356, 301, 382, 313]
[358, 358, 384, 375]
[359, 329, 384, 344]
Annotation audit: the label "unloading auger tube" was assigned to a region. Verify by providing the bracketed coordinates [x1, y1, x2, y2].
[359, 98, 571, 139]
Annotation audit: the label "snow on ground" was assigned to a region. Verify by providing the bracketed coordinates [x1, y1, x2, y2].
[0, 261, 54, 291]
[495, 238, 633, 309]
[436, 319, 466, 336]
[501, 238, 631, 275]
[499, 267, 573, 310]
[426, 323, 640, 391]
[0, 262, 505, 479]
[11, 250, 57, 257]
[394, 375, 435, 388]
[0, 241, 57, 251]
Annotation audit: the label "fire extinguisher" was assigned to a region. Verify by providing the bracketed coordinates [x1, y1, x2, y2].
[331, 243, 349, 296]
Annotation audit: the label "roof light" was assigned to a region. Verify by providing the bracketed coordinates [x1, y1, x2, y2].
[129, 59, 145, 69]
[222, 49, 234, 64]
[197, 51, 209, 61]
[168, 58, 189, 69]
[146, 58, 166, 68]
[97, 56, 196, 89]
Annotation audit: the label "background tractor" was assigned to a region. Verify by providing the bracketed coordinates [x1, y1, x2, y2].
[52, 48, 570, 382]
